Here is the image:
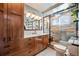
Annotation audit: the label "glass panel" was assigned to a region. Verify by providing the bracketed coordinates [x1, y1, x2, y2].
[50, 10, 77, 55]
[43, 17, 49, 33]
[51, 11, 76, 42]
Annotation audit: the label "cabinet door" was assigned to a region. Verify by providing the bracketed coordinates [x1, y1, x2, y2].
[8, 3, 23, 15]
[0, 4, 9, 55]
[32, 36, 43, 55]
[0, 3, 24, 55]
[0, 10, 5, 55]
[7, 3, 24, 53]
[7, 13, 23, 52]
[0, 3, 3, 10]
[43, 35, 49, 48]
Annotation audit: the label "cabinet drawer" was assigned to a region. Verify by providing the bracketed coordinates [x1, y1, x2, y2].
[24, 38, 34, 45]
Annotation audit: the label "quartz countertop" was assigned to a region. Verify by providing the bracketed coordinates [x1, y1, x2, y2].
[24, 31, 49, 38]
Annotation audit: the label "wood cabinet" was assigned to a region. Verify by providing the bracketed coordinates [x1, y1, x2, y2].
[0, 4, 9, 55]
[43, 35, 49, 48]
[0, 3, 24, 55]
[22, 35, 49, 56]
[7, 3, 24, 54]
[0, 7, 7, 55]
[0, 3, 3, 10]
[0, 3, 49, 56]
[8, 3, 23, 15]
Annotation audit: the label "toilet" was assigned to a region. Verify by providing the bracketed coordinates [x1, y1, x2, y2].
[51, 42, 67, 55]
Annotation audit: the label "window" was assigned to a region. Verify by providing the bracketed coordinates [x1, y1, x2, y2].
[51, 12, 72, 26]
[52, 4, 70, 14]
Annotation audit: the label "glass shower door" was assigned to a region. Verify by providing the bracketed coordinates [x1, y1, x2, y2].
[50, 11, 77, 56]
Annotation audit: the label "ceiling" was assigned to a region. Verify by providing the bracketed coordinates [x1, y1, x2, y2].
[26, 3, 57, 12]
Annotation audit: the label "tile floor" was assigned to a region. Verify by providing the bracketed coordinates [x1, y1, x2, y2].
[36, 47, 61, 56]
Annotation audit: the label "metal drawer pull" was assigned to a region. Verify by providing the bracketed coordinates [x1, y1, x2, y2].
[8, 37, 11, 41]
[4, 45, 10, 48]
[3, 37, 6, 42]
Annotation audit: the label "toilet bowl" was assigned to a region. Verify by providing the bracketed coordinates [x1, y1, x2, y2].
[53, 44, 66, 55]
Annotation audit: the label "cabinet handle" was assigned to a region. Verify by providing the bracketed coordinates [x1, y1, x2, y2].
[0, 9, 3, 12]
[8, 37, 11, 41]
[4, 45, 10, 48]
[3, 37, 6, 42]
[3, 37, 11, 43]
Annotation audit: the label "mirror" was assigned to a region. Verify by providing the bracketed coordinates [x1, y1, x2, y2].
[24, 13, 41, 31]
[24, 17, 33, 30]
[33, 20, 40, 30]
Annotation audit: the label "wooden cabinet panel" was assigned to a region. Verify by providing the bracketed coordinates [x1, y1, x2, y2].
[8, 3, 23, 15]
[0, 5, 10, 55]
[0, 11, 5, 55]
[0, 3, 24, 55]
[7, 35, 49, 56]
[43, 35, 49, 48]
[7, 13, 23, 53]
[24, 38, 35, 49]
[0, 4, 8, 12]
[6, 3, 24, 54]
[34, 36, 43, 51]
[23, 35, 48, 56]
[0, 4, 3, 10]
[22, 38, 35, 55]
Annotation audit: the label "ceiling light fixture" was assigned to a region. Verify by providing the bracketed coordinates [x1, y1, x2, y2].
[31, 14, 35, 18]
[39, 17, 42, 20]
[26, 12, 31, 17]
[35, 16, 39, 19]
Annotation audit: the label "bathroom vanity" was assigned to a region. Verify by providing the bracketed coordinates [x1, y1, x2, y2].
[7, 33, 49, 56]
[23, 33, 49, 56]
